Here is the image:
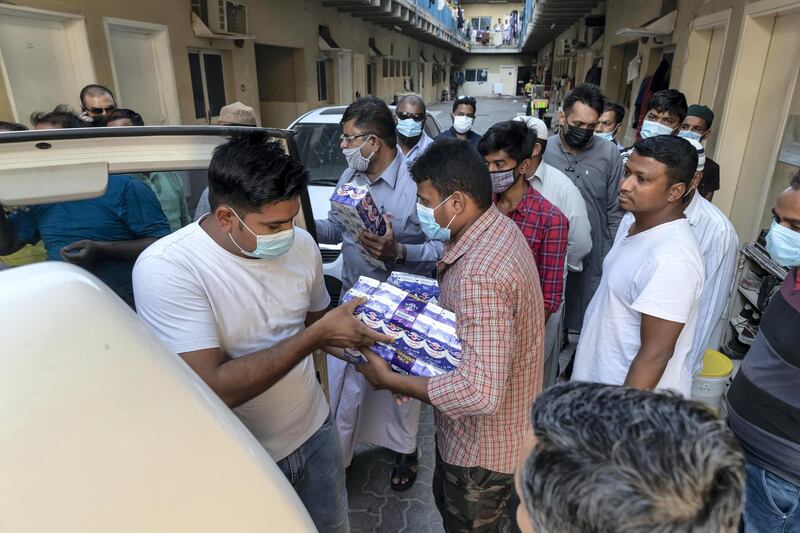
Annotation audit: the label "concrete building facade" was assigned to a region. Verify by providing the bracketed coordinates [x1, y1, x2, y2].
[523, 0, 800, 245]
[0, 0, 461, 129]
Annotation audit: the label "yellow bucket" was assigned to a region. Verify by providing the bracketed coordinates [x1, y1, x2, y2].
[699, 349, 734, 378]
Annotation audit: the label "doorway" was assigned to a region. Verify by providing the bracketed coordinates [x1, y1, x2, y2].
[715, 3, 800, 238]
[679, 10, 731, 113]
[499, 66, 517, 96]
[0, 5, 94, 124]
[516, 66, 532, 95]
[104, 18, 181, 125]
[254, 43, 304, 128]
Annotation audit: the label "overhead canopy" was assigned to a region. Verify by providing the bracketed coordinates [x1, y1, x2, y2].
[191, 13, 254, 40]
[368, 37, 386, 57]
[520, 0, 602, 53]
[420, 51, 430, 63]
[616, 11, 677, 38]
[319, 25, 340, 49]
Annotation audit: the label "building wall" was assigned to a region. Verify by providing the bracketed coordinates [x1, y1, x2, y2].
[589, 0, 800, 241]
[461, 3, 524, 28]
[0, 0, 454, 129]
[455, 54, 532, 97]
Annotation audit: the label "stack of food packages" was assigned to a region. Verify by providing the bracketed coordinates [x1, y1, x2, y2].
[341, 273, 461, 377]
[329, 182, 387, 270]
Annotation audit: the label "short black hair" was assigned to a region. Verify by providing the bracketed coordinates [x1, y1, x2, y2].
[603, 102, 625, 126]
[452, 95, 476, 114]
[30, 105, 85, 129]
[563, 83, 604, 116]
[80, 84, 115, 106]
[341, 96, 397, 148]
[646, 89, 688, 123]
[107, 108, 144, 126]
[477, 120, 535, 164]
[207, 132, 309, 214]
[0, 121, 28, 132]
[410, 138, 492, 209]
[633, 135, 697, 199]
[791, 170, 800, 190]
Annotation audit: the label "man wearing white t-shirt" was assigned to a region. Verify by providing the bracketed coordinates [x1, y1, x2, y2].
[133, 134, 389, 532]
[572, 135, 705, 395]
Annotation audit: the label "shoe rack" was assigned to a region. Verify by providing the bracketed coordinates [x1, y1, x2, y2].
[722, 239, 789, 373]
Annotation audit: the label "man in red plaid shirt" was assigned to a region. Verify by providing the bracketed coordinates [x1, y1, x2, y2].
[357, 139, 544, 532]
[478, 120, 569, 320]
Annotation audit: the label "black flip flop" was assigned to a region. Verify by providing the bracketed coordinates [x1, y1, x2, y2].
[390, 450, 418, 492]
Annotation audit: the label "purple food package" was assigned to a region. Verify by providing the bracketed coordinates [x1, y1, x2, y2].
[330, 183, 387, 236]
[386, 272, 440, 303]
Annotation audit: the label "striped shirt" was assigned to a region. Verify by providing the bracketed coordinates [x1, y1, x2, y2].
[428, 206, 544, 474]
[682, 193, 739, 374]
[727, 269, 800, 485]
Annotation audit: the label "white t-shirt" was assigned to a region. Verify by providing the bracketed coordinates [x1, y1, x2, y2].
[133, 221, 331, 461]
[572, 216, 704, 396]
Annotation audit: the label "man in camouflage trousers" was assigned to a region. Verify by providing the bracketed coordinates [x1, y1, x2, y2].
[357, 140, 545, 532]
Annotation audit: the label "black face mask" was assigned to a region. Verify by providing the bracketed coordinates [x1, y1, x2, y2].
[563, 124, 594, 149]
[398, 132, 422, 147]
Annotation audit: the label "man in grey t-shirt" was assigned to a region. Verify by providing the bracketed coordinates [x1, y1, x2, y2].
[543, 83, 624, 332]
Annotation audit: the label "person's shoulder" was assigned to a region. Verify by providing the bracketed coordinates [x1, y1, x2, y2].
[137, 223, 201, 265]
[292, 226, 319, 254]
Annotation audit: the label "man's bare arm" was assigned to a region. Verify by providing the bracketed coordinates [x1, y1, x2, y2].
[624, 313, 685, 390]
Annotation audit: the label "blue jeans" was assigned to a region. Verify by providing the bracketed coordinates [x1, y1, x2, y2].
[277, 414, 350, 533]
[743, 462, 800, 533]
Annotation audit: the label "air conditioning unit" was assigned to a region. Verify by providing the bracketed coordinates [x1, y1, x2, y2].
[193, 0, 248, 35]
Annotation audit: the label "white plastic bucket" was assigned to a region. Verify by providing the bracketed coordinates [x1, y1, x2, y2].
[691, 375, 730, 410]
[691, 349, 733, 410]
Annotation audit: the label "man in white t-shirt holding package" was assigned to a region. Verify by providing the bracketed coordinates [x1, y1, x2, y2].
[572, 135, 704, 395]
[133, 133, 390, 532]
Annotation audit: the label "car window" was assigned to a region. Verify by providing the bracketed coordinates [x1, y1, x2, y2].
[0, 167, 317, 271]
[293, 123, 346, 186]
[425, 115, 441, 138]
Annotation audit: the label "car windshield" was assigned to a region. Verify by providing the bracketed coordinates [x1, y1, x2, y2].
[293, 115, 441, 187]
[293, 123, 346, 186]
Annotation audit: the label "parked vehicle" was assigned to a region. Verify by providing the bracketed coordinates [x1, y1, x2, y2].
[289, 105, 442, 305]
[0, 126, 318, 532]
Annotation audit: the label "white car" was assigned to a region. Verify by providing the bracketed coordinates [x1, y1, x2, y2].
[289, 105, 442, 305]
[0, 126, 318, 532]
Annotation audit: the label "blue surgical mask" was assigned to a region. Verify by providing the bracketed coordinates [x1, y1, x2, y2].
[640, 119, 674, 139]
[417, 195, 456, 241]
[594, 131, 615, 142]
[678, 130, 703, 142]
[766, 220, 800, 267]
[397, 118, 423, 138]
[228, 209, 295, 259]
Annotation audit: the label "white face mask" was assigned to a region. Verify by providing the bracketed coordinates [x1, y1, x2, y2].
[342, 136, 375, 172]
[452, 116, 474, 134]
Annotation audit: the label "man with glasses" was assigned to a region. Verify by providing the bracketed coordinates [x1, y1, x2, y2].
[79, 84, 117, 126]
[316, 96, 443, 491]
[394, 94, 432, 166]
[542, 83, 624, 338]
[435, 96, 481, 146]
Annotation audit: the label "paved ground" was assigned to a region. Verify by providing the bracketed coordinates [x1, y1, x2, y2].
[344, 96, 554, 533]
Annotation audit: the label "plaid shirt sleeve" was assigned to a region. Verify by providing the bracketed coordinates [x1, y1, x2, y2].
[427, 273, 514, 419]
[537, 210, 569, 313]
